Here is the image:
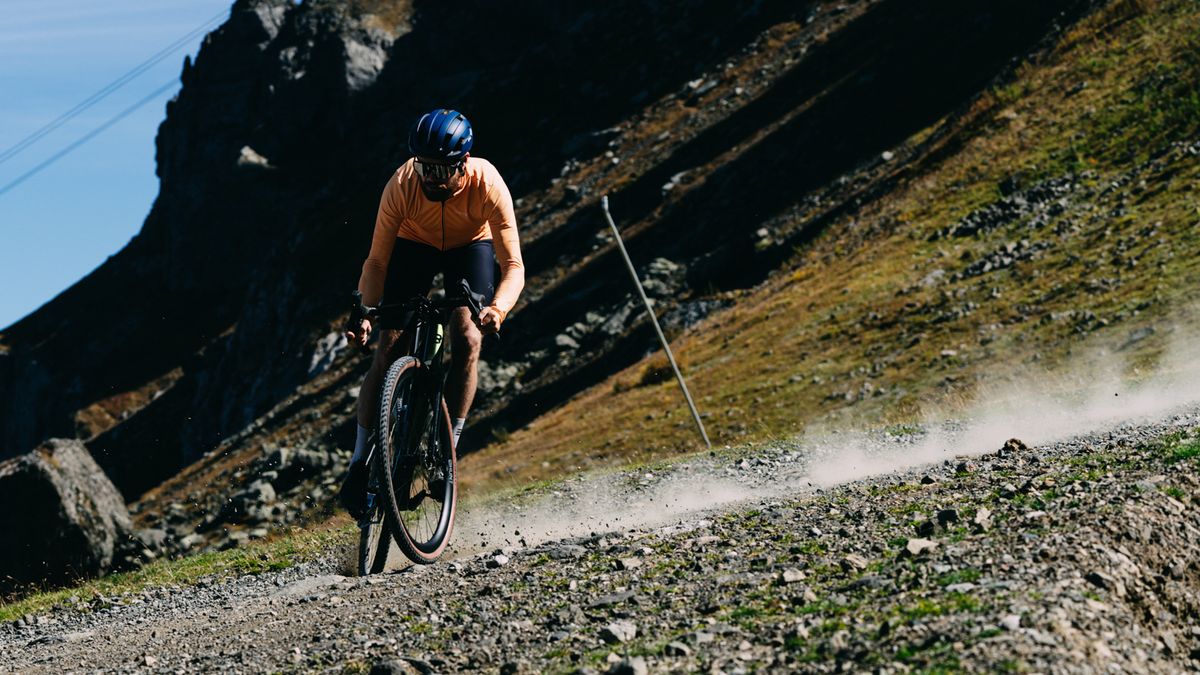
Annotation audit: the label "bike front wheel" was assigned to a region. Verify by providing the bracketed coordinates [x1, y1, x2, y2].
[378, 356, 457, 564]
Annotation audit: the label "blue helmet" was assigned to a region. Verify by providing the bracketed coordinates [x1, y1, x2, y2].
[408, 109, 473, 161]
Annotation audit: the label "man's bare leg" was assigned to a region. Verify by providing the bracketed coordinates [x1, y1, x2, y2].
[444, 307, 482, 445]
[341, 328, 406, 515]
[356, 328, 406, 431]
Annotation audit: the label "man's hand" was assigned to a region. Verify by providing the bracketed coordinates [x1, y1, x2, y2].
[345, 318, 372, 348]
[478, 306, 506, 334]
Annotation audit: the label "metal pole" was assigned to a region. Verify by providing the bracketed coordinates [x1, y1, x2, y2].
[600, 195, 712, 449]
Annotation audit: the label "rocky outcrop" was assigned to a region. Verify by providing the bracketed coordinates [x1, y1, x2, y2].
[0, 439, 136, 590]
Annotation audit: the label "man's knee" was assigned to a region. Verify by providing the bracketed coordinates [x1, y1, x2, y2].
[449, 312, 482, 361]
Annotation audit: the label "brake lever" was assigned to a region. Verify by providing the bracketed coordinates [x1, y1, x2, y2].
[458, 279, 500, 342]
[348, 290, 373, 355]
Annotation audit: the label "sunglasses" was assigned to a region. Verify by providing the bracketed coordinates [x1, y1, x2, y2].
[414, 159, 465, 181]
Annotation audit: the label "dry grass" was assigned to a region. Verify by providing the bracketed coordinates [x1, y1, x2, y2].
[461, 0, 1200, 495]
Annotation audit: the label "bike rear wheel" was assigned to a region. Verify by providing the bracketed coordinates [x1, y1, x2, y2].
[378, 356, 457, 564]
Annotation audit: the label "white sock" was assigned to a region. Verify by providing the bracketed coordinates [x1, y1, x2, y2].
[452, 418, 466, 446]
[351, 424, 370, 464]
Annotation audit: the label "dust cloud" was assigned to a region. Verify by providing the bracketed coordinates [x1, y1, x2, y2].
[436, 318, 1200, 563]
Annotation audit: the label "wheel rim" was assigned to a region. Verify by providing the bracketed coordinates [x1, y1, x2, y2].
[390, 386, 453, 552]
[380, 360, 456, 563]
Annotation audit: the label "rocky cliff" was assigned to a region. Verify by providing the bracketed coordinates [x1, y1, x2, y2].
[0, 0, 1104, 509]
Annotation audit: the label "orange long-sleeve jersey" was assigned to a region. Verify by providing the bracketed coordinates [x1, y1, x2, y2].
[359, 157, 525, 312]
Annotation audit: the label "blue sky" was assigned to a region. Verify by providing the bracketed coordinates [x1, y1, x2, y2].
[0, 1, 233, 330]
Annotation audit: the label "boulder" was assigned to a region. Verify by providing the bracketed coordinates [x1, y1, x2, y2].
[0, 439, 135, 590]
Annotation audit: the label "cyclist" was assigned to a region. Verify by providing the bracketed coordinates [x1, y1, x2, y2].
[339, 108, 524, 517]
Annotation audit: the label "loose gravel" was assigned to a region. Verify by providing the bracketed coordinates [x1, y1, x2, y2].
[3, 406, 1200, 674]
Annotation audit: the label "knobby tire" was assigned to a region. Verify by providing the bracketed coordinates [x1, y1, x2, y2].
[357, 506, 390, 575]
[378, 356, 457, 564]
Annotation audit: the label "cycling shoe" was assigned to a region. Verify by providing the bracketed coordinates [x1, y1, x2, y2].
[338, 460, 369, 519]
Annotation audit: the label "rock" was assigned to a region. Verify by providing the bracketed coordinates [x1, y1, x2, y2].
[135, 528, 168, 553]
[600, 620, 638, 644]
[179, 533, 205, 550]
[945, 583, 977, 593]
[936, 509, 959, 526]
[478, 359, 523, 392]
[1084, 570, 1125, 596]
[902, 538, 939, 557]
[223, 479, 277, 522]
[663, 641, 692, 656]
[972, 507, 993, 532]
[841, 554, 869, 572]
[0, 439, 136, 589]
[1000, 438, 1028, 456]
[616, 557, 642, 571]
[606, 656, 648, 675]
[237, 145, 274, 169]
[307, 331, 348, 377]
[588, 590, 636, 608]
[780, 569, 807, 584]
[1000, 615, 1022, 631]
[555, 334, 580, 350]
[369, 659, 426, 675]
[547, 544, 586, 560]
[486, 554, 510, 569]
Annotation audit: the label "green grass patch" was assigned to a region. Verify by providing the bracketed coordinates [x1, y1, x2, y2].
[0, 524, 354, 623]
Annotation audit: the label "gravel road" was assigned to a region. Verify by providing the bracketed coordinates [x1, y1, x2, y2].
[4, 402, 1200, 674]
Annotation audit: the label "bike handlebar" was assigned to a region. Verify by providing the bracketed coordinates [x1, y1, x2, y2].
[347, 280, 497, 354]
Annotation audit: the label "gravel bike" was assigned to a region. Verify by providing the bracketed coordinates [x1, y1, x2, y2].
[350, 279, 487, 570]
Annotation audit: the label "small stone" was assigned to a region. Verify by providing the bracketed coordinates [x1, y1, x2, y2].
[936, 509, 959, 526]
[920, 475, 937, 485]
[616, 557, 642, 571]
[881, 150, 895, 161]
[600, 620, 638, 644]
[1000, 615, 1021, 631]
[903, 538, 938, 557]
[606, 656, 648, 675]
[1161, 632, 1178, 654]
[486, 554, 510, 569]
[972, 508, 993, 532]
[663, 641, 692, 656]
[144, 655, 158, 667]
[945, 583, 976, 593]
[780, 569, 807, 584]
[1000, 438, 1028, 455]
[841, 554, 869, 572]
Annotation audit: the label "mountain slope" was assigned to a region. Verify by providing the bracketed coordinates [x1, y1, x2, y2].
[5, 0, 1199, 563]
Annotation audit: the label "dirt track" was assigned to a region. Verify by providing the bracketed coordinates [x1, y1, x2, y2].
[3, 404, 1200, 673]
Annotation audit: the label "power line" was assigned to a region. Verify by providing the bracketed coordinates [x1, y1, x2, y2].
[0, 79, 179, 199]
[0, 7, 228, 168]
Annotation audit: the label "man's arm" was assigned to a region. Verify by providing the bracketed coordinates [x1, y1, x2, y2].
[481, 177, 524, 332]
[347, 175, 401, 345]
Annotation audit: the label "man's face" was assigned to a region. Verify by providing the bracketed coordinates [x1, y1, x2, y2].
[415, 154, 467, 202]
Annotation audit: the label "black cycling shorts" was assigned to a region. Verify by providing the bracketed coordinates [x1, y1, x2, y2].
[379, 238, 497, 329]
